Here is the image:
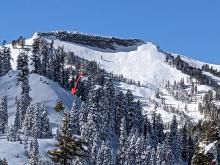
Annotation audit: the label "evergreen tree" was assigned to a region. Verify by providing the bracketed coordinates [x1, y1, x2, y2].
[22, 104, 35, 137]
[7, 125, 17, 142]
[115, 91, 126, 136]
[117, 117, 127, 165]
[103, 80, 116, 138]
[41, 105, 51, 138]
[70, 98, 80, 135]
[0, 158, 8, 165]
[165, 146, 175, 165]
[156, 113, 165, 145]
[48, 112, 87, 164]
[91, 131, 101, 165]
[168, 115, 181, 164]
[17, 51, 32, 124]
[53, 47, 66, 86]
[28, 137, 39, 165]
[149, 148, 156, 165]
[1, 46, 12, 76]
[143, 116, 152, 140]
[187, 135, 194, 164]
[151, 111, 158, 149]
[40, 39, 50, 77]
[97, 141, 113, 165]
[133, 100, 144, 134]
[125, 90, 134, 132]
[0, 96, 8, 133]
[22, 103, 51, 138]
[54, 100, 65, 113]
[31, 38, 41, 74]
[24, 136, 28, 156]
[180, 125, 188, 162]
[14, 97, 22, 132]
[47, 41, 55, 81]
[156, 143, 166, 165]
[135, 135, 151, 165]
[125, 130, 137, 165]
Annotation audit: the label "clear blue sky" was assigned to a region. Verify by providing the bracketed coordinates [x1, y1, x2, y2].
[1, 0, 220, 64]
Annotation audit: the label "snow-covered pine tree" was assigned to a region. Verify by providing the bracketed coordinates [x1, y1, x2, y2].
[143, 116, 152, 140]
[115, 91, 127, 136]
[117, 117, 127, 165]
[24, 136, 29, 157]
[168, 115, 181, 164]
[125, 90, 134, 132]
[53, 48, 62, 85]
[14, 97, 22, 132]
[180, 124, 188, 163]
[40, 105, 51, 138]
[28, 137, 39, 165]
[1, 46, 12, 76]
[91, 131, 101, 165]
[187, 135, 194, 164]
[17, 50, 32, 123]
[80, 87, 101, 143]
[48, 112, 87, 164]
[47, 40, 55, 81]
[40, 39, 50, 77]
[97, 140, 113, 165]
[0, 95, 8, 133]
[7, 125, 17, 142]
[104, 80, 116, 129]
[23, 103, 51, 138]
[165, 146, 175, 165]
[32, 103, 42, 138]
[53, 47, 66, 87]
[155, 113, 165, 145]
[31, 37, 41, 74]
[155, 143, 167, 165]
[151, 111, 158, 149]
[22, 104, 35, 137]
[135, 135, 151, 165]
[133, 100, 144, 134]
[149, 148, 156, 165]
[0, 157, 8, 165]
[125, 129, 138, 165]
[70, 97, 80, 135]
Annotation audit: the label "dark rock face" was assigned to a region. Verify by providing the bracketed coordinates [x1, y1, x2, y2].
[38, 31, 144, 50]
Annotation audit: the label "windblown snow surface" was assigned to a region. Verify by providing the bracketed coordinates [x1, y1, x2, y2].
[1, 32, 220, 164]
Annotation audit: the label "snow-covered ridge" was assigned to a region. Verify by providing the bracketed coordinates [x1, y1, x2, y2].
[38, 31, 144, 51]
[7, 32, 220, 91]
[172, 53, 220, 72]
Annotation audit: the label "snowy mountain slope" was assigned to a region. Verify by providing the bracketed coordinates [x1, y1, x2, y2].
[1, 31, 220, 164]
[173, 53, 220, 71]
[8, 32, 220, 91]
[52, 39, 188, 88]
[0, 70, 73, 125]
[0, 70, 74, 164]
[5, 32, 220, 123]
[5, 33, 187, 90]
[0, 137, 56, 165]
